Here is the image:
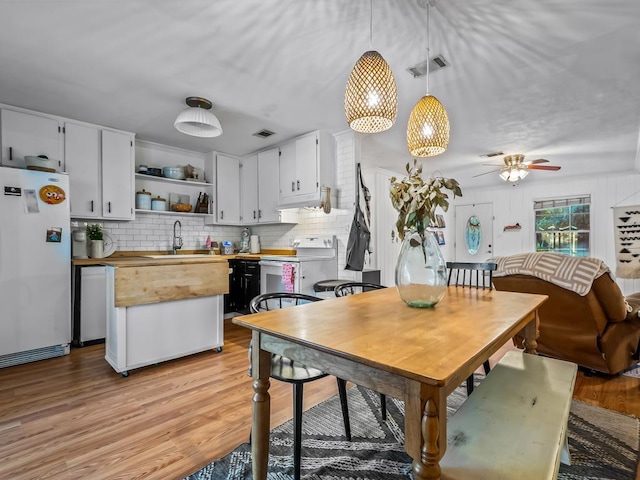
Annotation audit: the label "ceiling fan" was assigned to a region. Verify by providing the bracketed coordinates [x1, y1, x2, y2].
[473, 153, 561, 183]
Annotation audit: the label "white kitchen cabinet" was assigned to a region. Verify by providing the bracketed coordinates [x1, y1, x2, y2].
[65, 124, 134, 220]
[257, 147, 281, 222]
[241, 154, 259, 223]
[102, 130, 135, 220]
[65, 122, 101, 218]
[279, 140, 297, 202]
[278, 130, 335, 208]
[216, 154, 241, 224]
[1, 109, 62, 170]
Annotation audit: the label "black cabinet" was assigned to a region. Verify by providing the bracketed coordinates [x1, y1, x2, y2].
[224, 259, 261, 314]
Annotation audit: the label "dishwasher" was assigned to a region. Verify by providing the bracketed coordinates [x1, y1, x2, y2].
[80, 266, 107, 344]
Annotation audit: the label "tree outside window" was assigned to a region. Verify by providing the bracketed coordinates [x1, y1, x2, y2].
[534, 197, 590, 257]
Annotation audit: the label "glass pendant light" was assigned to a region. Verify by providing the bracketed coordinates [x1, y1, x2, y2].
[344, 0, 397, 134]
[406, 1, 449, 157]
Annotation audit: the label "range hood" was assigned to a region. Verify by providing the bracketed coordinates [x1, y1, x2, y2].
[278, 185, 337, 213]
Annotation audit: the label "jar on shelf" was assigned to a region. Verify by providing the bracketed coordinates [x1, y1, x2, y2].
[136, 189, 152, 210]
[151, 195, 166, 211]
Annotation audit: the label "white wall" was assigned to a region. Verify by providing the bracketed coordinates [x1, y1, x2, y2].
[450, 170, 640, 295]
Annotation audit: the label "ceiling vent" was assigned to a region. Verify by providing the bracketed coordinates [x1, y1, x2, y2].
[479, 151, 504, 158]
[406, 54, 449, 78]
[252, 129, 276, 139]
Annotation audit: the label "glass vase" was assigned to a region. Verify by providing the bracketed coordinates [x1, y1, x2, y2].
[395, 229, 447, 308]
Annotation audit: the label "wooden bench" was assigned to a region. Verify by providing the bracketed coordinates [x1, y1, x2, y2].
[440, 350, 578, 480]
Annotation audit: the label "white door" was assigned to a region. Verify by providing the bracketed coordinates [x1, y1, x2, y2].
[241, 154, 258, 223]
[102, 130, 134, 219]
[257, 147, 280, 222]
[455, 203, 494, 262]
[65, 122, 100, 218]
[375, 169, 403, 286]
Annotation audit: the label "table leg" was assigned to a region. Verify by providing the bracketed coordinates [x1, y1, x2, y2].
[251, 331, 271, 480]
[405, 381, 447, 480]
[523, 310, 539, 354]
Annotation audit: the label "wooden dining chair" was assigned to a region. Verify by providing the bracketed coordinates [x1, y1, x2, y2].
[446, 262, 497, 395]
[334, 282, 389, 421]
[249, 292, 352, 480]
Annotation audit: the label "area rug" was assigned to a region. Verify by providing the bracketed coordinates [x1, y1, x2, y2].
[183, 382, 640, 480]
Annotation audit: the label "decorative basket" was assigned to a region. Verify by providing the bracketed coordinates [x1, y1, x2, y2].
[171, 203, 193, 213]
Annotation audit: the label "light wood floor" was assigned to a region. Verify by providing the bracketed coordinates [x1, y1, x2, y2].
[1, 319, 638, 480]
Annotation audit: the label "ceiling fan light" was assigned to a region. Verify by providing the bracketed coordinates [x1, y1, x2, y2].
[345, 50, 398, 134]
[499, 170, 510, 181]
[174, 98, 223, 138]
[519, 168, 529, 179]
[406, 94, 450, 157]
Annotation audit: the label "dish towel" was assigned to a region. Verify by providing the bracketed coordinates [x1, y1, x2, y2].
[281, 263, 295, 293]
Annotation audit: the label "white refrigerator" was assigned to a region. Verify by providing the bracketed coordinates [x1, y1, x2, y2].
[0, 166, 71, 368]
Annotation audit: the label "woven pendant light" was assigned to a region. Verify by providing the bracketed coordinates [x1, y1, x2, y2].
[345, 51, 397, 133]
[406, 0, 449, 157]
[407, 94, 449, 156]
[344, 1, 397, 134]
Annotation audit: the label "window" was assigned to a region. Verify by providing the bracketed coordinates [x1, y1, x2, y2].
[534, 196, 590, 257]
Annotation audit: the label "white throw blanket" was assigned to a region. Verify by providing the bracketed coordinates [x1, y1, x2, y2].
[492, 252, 612, 296]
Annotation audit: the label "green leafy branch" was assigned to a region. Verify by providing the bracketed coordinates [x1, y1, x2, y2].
[389, 159, 462, 241]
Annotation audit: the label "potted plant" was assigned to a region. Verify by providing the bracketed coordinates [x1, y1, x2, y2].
[86, 223, 104, 258]
[390, 160, 462, 307]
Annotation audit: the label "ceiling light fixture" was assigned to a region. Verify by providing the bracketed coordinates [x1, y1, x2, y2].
[344, 0, 397, 134]
[406, 0, 450, 157]
[174, 97, 223, 138]
[500, 167, 529, 183]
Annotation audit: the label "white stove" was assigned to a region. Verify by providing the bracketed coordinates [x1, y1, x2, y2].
[259, 236, 337, 296]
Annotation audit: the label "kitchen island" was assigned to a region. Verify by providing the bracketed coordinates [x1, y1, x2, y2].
[102, 256, 229, 376]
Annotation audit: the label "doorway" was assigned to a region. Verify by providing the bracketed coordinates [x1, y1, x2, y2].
[455, 203, 494, 262]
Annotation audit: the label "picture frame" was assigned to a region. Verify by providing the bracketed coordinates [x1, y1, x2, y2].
[431, 230, 445, 245]
[436, 214, 446, 228]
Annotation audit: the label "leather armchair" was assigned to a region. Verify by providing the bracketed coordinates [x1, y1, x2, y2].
[492, 259, 640, 375]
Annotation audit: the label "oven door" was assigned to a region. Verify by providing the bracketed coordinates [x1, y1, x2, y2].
[259, 260, 299, 295]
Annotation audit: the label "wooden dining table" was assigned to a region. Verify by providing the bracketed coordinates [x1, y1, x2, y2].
[232, 286, 547, 480]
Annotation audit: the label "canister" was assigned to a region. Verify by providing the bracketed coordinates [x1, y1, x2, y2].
[151, 195, 167, 211]
[136, 189, 152, 210]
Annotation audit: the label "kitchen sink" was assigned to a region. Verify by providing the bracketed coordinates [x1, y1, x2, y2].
[142, 254, 214, 259]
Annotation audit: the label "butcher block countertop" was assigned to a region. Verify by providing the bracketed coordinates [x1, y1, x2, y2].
[75, 249, 294, 307]
[72, 248, 295, 267]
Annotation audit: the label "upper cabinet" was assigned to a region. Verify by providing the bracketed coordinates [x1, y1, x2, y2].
[65, 123, 100, 218]
[257, 147, 281, 223]
[216, 154, 241, 224]
[102, 130, 135, 220]
[278, 130, 335, 208]
[65, 123, 134, 220]
[241, 154, 259, 223]
[1, 109, 63, 170]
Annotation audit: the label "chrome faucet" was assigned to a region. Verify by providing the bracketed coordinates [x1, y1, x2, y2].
[172, 220, 183, 254]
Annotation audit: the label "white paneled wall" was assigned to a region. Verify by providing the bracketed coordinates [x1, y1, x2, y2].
[452, 170, 640, 295]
